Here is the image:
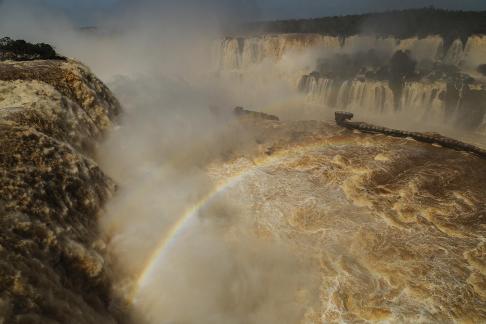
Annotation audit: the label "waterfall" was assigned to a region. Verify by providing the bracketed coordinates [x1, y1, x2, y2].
[300, 75, 448, 121]
[335, 80, 395, 114]
[217, 34, 342, 70]
[216, 34, 477, 71]
[397, 36, 444, 61]
[215, 34, 486, 136]
[443, 39, 465, 66]
[463, 35, 486, 70]
[300, 76, 395, 114]
[401, 82, 447, 122]
[218, 38, 242, 69]
[299, 75, 336, 106]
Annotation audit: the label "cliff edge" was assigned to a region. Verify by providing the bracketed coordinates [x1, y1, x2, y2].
[0, 54, 123, 323]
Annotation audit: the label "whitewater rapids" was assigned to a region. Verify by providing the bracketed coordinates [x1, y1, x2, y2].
[200, 117, 486, 323]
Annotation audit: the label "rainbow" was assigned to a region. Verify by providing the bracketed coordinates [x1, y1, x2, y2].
[130, 136, 353, 303]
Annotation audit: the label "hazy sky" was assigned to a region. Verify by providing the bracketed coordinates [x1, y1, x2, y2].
[32, 0, 486, 24]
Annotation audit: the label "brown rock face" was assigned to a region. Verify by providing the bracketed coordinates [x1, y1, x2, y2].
[0, 59, 123, 323]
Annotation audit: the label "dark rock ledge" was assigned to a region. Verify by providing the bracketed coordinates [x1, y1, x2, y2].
[335, 111, 486, 158]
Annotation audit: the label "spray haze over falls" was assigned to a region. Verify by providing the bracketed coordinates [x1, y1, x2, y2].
[100, 24, 486, 321]
[1, 2, 486, 323]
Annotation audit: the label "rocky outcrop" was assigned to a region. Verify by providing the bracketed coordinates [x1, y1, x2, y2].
[335, 111, 486, 158]
[234, 106, 279, 121]
[0, 59, 123, 323]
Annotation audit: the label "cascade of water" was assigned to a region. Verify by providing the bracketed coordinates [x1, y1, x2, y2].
[218, 34, 343, 70]
[219, 38, 242, 69]
[400, 82, 447, 122]
[335, 80, 394, 113]
[443, 39, 465, 66]
[301, 75, 449, 121]
[397, 36, 444, 61]
[300, 76, 335, 106]
[217, 34, 463, 71]
[463, 35, 486, 70]
[300, 75, 486, 137]
[216, 34, 486, 135]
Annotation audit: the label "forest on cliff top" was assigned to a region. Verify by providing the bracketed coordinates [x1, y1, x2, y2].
[237, 8, 486, 44]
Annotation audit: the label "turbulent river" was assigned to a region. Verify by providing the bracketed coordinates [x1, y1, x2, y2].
[206, 119, 486, 322]
[112, 113, 486, 323]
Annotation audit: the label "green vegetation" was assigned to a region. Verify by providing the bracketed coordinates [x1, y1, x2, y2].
[239, 8, 486, 45]
[0, 37, 63, 61]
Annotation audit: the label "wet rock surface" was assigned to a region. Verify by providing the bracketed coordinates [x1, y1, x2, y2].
[0, 59, 123, 323]
[234, 106, 279, 121]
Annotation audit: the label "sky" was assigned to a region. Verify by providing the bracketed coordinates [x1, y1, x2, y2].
[260, 0, 486, 18]
[9, 0, 486, 25]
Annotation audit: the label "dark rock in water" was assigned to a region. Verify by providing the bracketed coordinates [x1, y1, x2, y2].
[0, 37, 65, 62]
[335, 111, 354, 125]
[0, 58, 124, 323]
[234, 106, 279, 121]
[478, 64, 486, 77]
